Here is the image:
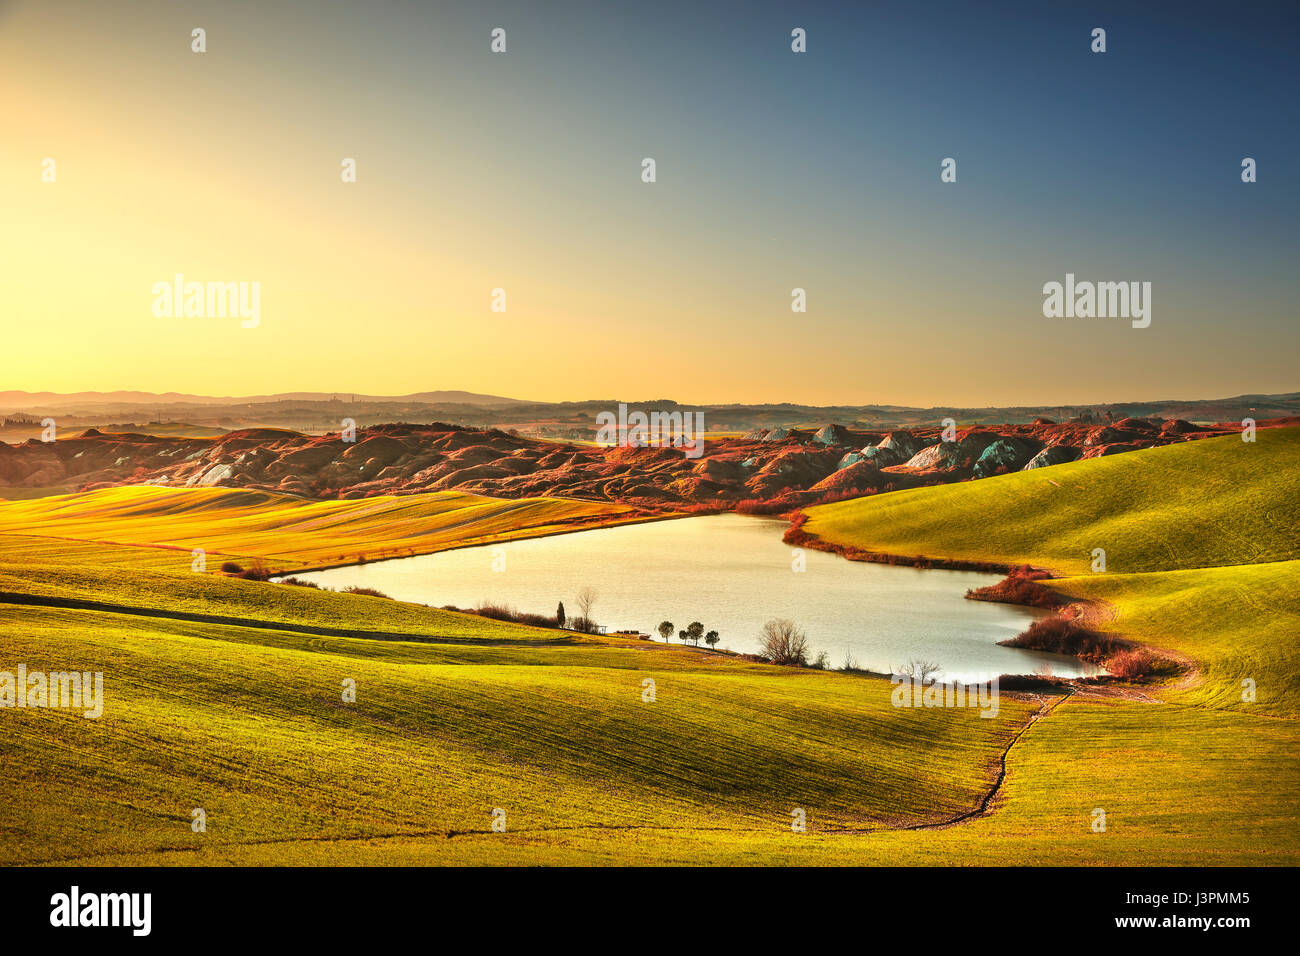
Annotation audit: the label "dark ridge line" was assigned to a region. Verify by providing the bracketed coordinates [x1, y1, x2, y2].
[0, 590, 575, 648]
[782, 511, 1024, 574]
[818, 689, 1075, 836]
[916, 688, 1074, 828]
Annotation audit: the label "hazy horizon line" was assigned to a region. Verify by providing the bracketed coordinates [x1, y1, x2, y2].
[3, 386, 1297, 412]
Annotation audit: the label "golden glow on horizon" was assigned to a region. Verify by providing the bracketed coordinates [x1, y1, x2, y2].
[1, 1, 1293, 407]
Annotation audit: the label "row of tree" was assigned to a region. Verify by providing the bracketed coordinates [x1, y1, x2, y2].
[657, 617, 819, 667]
[657, 620, 720, 649]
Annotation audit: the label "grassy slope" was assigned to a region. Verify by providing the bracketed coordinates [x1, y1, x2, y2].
[8, 597, 1288, 865]
[2, 432, 1297, 864]
[0, 485, 641, 569]
[777, 426, 1300, 865]
[804, 427, 1300, 575]
[0, 508, 1033, 865]
[804, 426, 1300, 716]
[1, 605, 1033, 864]
[1055, 562, 1300, 714]
[0, 537, 571, 644]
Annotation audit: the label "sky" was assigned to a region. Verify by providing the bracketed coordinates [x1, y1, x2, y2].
[1, 0, 1296, 407]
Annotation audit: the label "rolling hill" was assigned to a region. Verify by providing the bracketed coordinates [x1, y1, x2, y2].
[0, 429, 1295, 864]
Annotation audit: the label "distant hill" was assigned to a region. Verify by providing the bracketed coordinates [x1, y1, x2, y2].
[803, 427, 1300, 575]
[0, 389, 530, 408]
[0, 415, 1268, 510]
[2, 389, 1296, 438]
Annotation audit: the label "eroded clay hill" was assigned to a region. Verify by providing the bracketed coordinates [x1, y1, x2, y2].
[0, 418, 1254, 510]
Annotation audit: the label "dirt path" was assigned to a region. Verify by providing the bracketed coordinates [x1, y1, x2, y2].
[815, 687, 1076, 836]
[909, 688, 1076, 829]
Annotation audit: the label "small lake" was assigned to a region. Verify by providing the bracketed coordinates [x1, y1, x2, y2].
[290, 513, 1100, 683]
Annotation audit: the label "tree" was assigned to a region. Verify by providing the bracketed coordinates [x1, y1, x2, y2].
[895, 659, 942, 684]
[686, 621, 704, 646]
[575, 587, 598, 632]
[757, 618, 810, 666]
[657, 620, 674, 643]
[704, 629, 720, 650]
[678, 629, 688, 644]
[556, 601, 566, 628]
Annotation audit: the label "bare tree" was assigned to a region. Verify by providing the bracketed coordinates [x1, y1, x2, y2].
[757, 618, 810, 666]
[895, 659, 943, 684]
[575, 587, 598, 632]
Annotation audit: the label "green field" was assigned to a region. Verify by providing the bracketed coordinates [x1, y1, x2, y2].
[804, 427, 1300, 716]
[2, 551, 1037, 864]
[1, 432, 1297, 864]
[804, 427, 1300, 575]
[0, 485, 643, 570]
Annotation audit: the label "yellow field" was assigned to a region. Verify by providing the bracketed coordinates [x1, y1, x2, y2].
[0, 485, 645, 570]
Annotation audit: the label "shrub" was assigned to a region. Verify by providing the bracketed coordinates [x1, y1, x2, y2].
[757, 618, 810, 666]
[342, 585, 390, 599]
[1005, 615, 1177, 681]
[1003, 614, 1120, 661]
[1104, 648, 1164, 680]
[514, 611, 556, 628]
[220, 561, 243, 574]
[966, 565, 1060, 608]
[236, 559, 272, 581]
[678, 502, 727, 515]
[473, 600, 516, 621]
[471, 601, 560, 629]
[278, 577, 320, 589]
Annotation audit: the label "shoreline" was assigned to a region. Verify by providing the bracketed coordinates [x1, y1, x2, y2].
[781, 507, 1203, 689]
[270, 506, 690, 576]
[780, 511, 1035, 575]
[276, 505, 1095, 682]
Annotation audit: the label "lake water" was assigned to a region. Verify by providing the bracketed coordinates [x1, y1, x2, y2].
[290, 513, 1100, 682]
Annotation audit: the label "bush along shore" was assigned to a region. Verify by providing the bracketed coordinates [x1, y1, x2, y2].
[786, 512, 1182, 684]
